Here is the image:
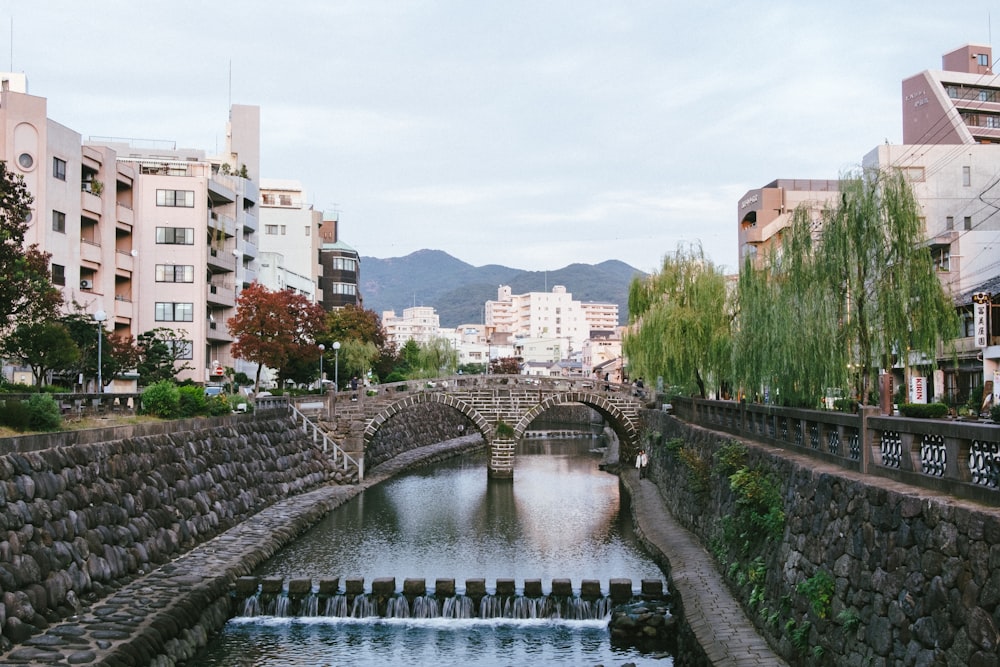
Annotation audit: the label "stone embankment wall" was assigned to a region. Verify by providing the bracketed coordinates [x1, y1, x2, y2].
[640, 409, 1000, 666]
[0, 413, 338, 647]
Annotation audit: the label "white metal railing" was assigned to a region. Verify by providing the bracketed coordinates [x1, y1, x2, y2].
[289, 402, 364, 481]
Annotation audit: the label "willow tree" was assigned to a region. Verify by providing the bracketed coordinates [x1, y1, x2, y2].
[624, 243, 731, 398]
[734, 169, 957, 406]
[732, 207, 845, 406]
[818, 169, 957, 403]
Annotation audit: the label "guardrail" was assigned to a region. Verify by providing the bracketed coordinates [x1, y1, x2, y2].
[671, 397, 1000, 505]
[288, 401, 364, 481]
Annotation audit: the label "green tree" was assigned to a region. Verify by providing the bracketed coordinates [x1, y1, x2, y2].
[734, 169, 957, 405]
[137, 328, 195, 386]
[0, 161, 62, 329]
[323, 304, 395, 380]
[414, 336, 458, 378]
[624, 243, 732, 398]
[2, 320, 80, 387]
[339, 339, 379, 387]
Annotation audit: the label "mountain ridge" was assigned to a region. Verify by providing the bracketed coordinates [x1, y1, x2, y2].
[359, 249, 646, 329]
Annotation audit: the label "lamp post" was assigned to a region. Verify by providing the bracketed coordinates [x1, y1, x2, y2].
[94, 310, 107, 392]
[318, 344, 325, 391]
[332, 341, 341, 391]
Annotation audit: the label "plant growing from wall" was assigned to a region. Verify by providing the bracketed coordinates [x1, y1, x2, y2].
[495, 420, 515, 438]
[677, 448, 710, 494]
[797, 570, 835, 620]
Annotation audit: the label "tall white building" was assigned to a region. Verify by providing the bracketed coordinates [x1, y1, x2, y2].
[258, 179, 322, 299]
[382, 306, 441, 347]
[485, 285, 616, 354]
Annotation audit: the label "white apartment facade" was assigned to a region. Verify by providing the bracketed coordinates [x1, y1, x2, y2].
[382, 306, 441, 347]
[258, 179, 322, 299]
[485, 285, 617, 354]
[0, 73, 262, 387]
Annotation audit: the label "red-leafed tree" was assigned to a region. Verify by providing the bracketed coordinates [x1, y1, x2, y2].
[228, 283, 326, 391]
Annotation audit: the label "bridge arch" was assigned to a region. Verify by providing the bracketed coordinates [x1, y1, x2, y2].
[363, 392, 491, 449]
[352, 376, 644, 479]
[513, 390, 639, 457]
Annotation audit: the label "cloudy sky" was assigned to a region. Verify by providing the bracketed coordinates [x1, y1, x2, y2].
[0, 1, 990, 273]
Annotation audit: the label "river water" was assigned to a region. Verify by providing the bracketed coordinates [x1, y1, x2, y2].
[196, 435, 672, 666]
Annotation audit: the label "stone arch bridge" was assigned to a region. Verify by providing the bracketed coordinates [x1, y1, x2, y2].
[295, 375, 645, 479]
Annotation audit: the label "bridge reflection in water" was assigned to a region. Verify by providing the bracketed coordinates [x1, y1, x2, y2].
[196, 436, 670, 666]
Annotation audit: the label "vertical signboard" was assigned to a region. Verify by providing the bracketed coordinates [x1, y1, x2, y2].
[973, 292, 990, 348]
[909, 376, 927, 404]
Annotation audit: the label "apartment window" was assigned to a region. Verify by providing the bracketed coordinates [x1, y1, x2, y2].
[305, 225, 310, 236]
[281, 225, 287, 235]
[155, 302, 194, 322]
[169, 339, 194, 359]
[946, 216, 954, 230]
[987, 115, 1000, 129]
[265, 224, 278, 235]
[978, 53, 990, 67]
[261, 193, 275, 205]
[155, 227, 195, 244]
[52, 210, 66, 233]
[328, 283, 357, 295]
[51, 263, 65, 286]
[53, 157, 66, 181]
[931, 247, 950, 272]
[963, 166, 971, 186]
[899, 166, 925, 182]
[156, 189, 195, 207]
[155, 264, 195, 282]
[330, 257, 357, 272]
[279, 194, 292, 206]
[964, 216, 973, 231]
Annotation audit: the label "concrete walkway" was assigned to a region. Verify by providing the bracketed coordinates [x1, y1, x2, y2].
[622, 468, 789, 666]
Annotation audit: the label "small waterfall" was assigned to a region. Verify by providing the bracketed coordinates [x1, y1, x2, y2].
[385, 597, 410, 618]
[300, 594, 320, 617]
[274, 596, 291, 617]
[242, 595, 264, 617]
[441, 595, 474, 618]
[324, 595, 348, 617]
[351, 594, 378, 618]
[411, 595, 440, 618]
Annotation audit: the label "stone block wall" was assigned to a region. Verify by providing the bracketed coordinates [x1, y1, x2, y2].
[0, 414, 337, 646]
[640, 409, 1000, 666]
[365, 403, 481, 469]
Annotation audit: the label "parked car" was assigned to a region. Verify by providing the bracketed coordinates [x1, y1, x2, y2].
[205, 386, 224, 397]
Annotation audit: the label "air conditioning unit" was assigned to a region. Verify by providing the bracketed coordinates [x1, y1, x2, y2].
[80, 279, 93, 290]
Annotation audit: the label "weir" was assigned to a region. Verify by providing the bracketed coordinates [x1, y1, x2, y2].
[231, 576, 668, 621]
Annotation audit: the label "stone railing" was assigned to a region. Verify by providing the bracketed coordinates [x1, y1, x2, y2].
[0, 391, 142, 419]
[671, 397, 1000, 505]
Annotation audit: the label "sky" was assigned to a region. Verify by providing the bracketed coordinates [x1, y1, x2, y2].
[0, 1, 992, 273]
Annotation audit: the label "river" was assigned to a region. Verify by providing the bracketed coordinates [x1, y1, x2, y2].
[195, 435, 673, 666]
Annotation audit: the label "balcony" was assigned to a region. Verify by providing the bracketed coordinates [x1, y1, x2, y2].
[116, 203, 134, 228]
[80, 239, 102, 265]
[207, 247, 237, 273]
[81, 190, 102, 216]
[207, 281, 236, 308]
[241, 240, 258, 259]
[114, 294, 134, 320]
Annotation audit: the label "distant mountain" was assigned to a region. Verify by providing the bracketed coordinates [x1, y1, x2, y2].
[359, 249, 646, 328]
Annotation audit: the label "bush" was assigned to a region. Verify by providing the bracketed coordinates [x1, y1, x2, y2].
[141, 381, 180, 418]
[898, 402, 948, 419]
[0, 399, 31, 430]
[991, 403, 1000, 423]
[832, 398, 858, 413]
[206, 395, 233, 416]
[26, 394, 62, 431]
[177, 385, 207, 418]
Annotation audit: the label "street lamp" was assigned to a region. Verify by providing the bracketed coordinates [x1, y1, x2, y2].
[318, 344, 325, 391]
[94, 310, 107, 392]
[332, 341, 341, 391]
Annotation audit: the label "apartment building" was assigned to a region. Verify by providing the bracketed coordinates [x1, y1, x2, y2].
[736, 179, 840, 267]
[258, 179, 322, 300]
[382, 306, 441, 347]
[902, 44, 1000, 145]
[318, 211, 361, 311]
[0, 73, 262, 386]
[485, 285, 617, 354]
